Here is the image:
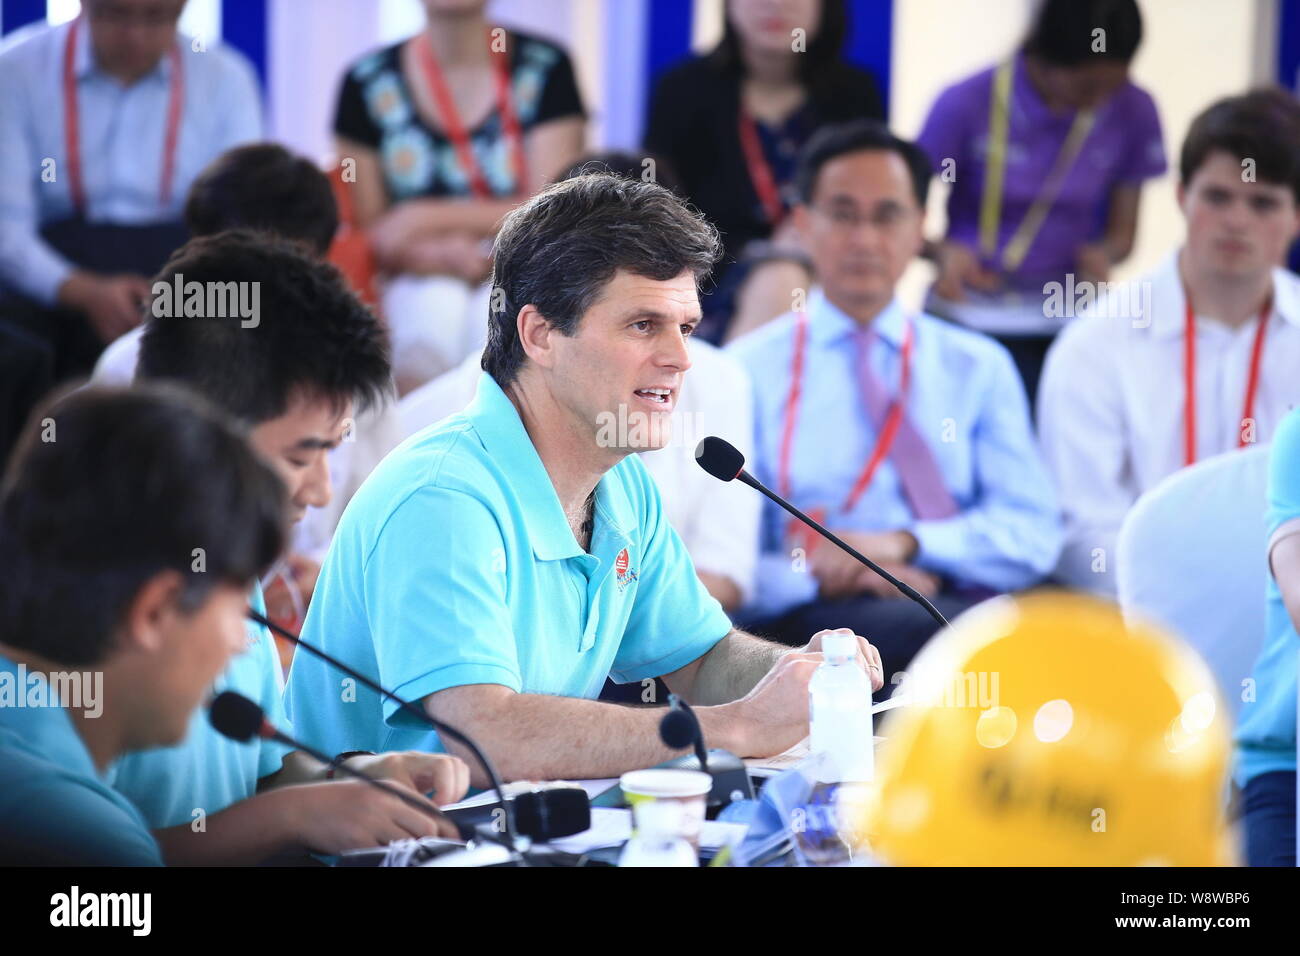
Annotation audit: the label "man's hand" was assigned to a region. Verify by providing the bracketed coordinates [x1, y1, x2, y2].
[342, 751, 471, 807]
[798, 628, 884, 692]
[812, 530, 917, 599]
[723, 650, 824, 758]
[854, 562, 941, 600]
[278, 779, 460, 853]
[57, 270, 150, 343]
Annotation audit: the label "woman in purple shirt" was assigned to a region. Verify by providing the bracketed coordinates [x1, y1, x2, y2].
[917, 0, 1166, 402]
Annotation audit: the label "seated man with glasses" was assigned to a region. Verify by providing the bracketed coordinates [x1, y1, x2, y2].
[728, 120, 1063, 692]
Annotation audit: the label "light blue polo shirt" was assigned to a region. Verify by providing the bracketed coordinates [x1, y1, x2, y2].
[284, 372, 733, 756]
[1236, 408, 1300, 785]
[0, 653, 162, 865]
[106, 583, 293, 829]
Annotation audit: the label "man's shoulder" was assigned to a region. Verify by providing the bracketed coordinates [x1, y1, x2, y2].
[183, 37, 258, 90]
[913, 311, 1015, 371]
[726, 311, 800, 368]
[0, 20, 57, 66]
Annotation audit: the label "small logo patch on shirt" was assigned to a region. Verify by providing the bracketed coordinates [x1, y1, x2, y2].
[614, 547, 638, 592]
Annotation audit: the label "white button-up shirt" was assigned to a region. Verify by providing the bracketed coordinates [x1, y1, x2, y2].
[1038, 249, 1300, 595]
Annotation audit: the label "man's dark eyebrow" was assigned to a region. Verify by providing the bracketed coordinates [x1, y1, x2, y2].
[621, 308, 704, 324]
[290, 437, 336, 451]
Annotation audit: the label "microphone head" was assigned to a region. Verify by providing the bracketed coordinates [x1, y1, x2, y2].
[512, 787, 591, 841]
[695, 436, 746, 482]
[209, 691, 264, 743]
[659, 707, 697, 750]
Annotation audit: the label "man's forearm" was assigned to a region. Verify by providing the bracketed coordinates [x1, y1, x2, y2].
[432, 691, 749, 788]
[685, 629, 789, 706]
[152, 789, 299, 866]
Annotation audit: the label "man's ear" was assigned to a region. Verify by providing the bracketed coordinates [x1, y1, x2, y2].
[1175, 180, 1188, 218]
[118, 569, 187, 656]
[792, 203, 812, 246]
[516, 304, 558, 371]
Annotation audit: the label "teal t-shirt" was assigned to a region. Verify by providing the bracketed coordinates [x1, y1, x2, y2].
[0, 653, 162, 865]
[107, 583, 293, 828]
[284, 373, 732, 755]
[1236, 407, 1300, 785]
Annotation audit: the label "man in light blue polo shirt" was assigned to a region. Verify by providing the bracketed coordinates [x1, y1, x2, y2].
[286, 172, 885, 784]
[1236, 406, 1300, 866]
[0, 385, 285, 865]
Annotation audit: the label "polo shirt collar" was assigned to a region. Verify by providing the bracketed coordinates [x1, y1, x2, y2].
[0, 652, 99, 780]
[808, 289, 908, 350]
[465, 373, 636, 562]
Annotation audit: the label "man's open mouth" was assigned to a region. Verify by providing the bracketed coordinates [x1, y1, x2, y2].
[634, 388, 672, 405]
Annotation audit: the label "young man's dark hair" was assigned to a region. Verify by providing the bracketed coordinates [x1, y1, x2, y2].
[1023, 0, 1143, 65]
[561, 150, 681, 194]
[184, 144, 339, 256]
[137, 229, 391, 425]
[482, 172, 722, 387]
[1180, 88, 1300, 203]
[795, 119, 932, 208]
[0, 384, 287, 667]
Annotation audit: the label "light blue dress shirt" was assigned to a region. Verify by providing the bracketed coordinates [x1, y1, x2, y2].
[106, 583, 292, 829]
[284, 373, 733, 757]
[0, 652, 162, 865]
[727, 291, 1062, 617]
[1235, 407, 1300, 786]
[0, 19, 262, 304]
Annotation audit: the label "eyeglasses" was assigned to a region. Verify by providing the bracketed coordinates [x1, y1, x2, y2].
[811, 203, 916, 232]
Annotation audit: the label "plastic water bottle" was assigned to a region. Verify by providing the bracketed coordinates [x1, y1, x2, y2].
[618, 800, 697, 867]
[809, 632, 874, 783]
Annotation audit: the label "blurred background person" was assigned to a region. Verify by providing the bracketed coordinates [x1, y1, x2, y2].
[645, 0, 882, 345]
[729, 122, 1061, 691]
[335, 0, 586, 394]
[1236, 405, 1300, 867]
[916, 0, 1165, 402]
[1039, 89, 1300, 597]
[0, 0, 261, 393]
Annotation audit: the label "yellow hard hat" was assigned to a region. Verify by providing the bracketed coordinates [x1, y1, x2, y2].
[859, 591, 1237, 866]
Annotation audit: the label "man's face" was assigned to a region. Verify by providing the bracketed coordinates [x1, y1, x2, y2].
[249, 393, 354, 526]
[543, 269, 699, 456]
[795, 149, 924, 315]
[84, 0, 185, 83]
[146, 582, 249, 747]
[1180, 150, 1300, 280]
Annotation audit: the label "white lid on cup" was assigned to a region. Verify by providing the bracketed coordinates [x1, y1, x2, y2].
[620, 768, 712, 799]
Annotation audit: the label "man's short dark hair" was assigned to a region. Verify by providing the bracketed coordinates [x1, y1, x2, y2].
[1180, 88, 1300, 203]
[482, 173, 722, 387]
[561, 150, 681, 194]
[137, 230, 391, 425]
[1023, 0, 1143, 66]
[185, 143, 339, 256]
[795, 120, 931, 208]
[0, 385, 287, 667]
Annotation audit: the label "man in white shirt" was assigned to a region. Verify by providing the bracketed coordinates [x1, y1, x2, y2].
[398, 339, 761, 614]
[1039, 89, 1300, 595]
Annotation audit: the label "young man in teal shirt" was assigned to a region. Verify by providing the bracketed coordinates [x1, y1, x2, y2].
[110, 231, 464, 864]
[287, 173, 886, 784]
[0, 385, 286, 865]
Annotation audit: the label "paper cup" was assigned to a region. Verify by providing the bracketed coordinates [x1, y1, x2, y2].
[620, 769, 712, 849]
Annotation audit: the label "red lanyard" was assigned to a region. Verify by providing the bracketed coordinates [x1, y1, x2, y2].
[63, 17, 183, 215]
[777, 311, 915, 514]
[1182, 295, 1270, 466]
[737, 106, 785, 228]
[414, 31, 526, 199]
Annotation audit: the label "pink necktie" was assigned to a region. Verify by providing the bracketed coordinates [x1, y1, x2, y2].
[854, 327, 958, 521]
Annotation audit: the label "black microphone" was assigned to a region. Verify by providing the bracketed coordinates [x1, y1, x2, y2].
[658, 693, 753, 812]
[208, 691, 455, 832]
[694, 436, 949, 628]
[247, 609, 520, 848]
